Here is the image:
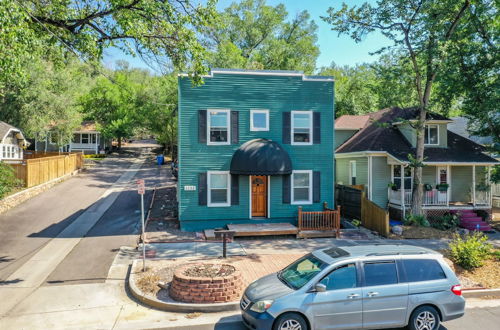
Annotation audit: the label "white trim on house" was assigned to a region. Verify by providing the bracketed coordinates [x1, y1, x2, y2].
[250, 109, 269, 131]
[424, 124, 439, 146]
[368, 156, 373, 199]
[207, 171, 231, 207]
[291, 111, 313, 146]
[392, 119, 453, 125]
[291, 170, 313, 205]
[335, 151, 498, 166]
[206, 109, 231, 146]
[349, 160, 357, 185]
[267, 176, 271, 218]
[178, 69, 335, 82]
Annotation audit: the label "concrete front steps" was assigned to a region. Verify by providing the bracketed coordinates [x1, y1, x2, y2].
[451, 210, 492, 231]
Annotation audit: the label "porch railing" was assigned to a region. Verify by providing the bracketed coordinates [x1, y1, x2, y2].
[475, 191, 491, 206]
[388, 189, 412, 205]
[297, 203, 340, 237]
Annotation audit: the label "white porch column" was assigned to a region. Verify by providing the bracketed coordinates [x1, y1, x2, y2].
[472, 165, 476, 207]
[488, 166, 492, 206]
[447, 164, 450, 206]
[95, 133, 98, 154]
[401, 164, 405, 218]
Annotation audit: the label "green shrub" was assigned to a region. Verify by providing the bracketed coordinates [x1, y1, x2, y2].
[449, 232, 492, 270]
[431, 213, 459, 230]
[0, 162, 22, 199]
[404, 214, 430, 227]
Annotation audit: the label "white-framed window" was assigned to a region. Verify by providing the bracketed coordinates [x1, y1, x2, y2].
[72, 134, 80, 143]
[81, 133, 89, 144]
[207, 171, 231, 207]
[250, 109, 269, 131]
[207, 109, 230, 145]
[393, 166, 412, 190]
[349, 161, 357, 185]
[424, 124, 439, 145]
[1, 145, 5, 158]
[291, 170, 312, 204]
[91, 133, 97, 144]
[291, 111, 313, 145]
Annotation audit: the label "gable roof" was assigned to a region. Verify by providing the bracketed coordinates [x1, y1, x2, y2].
[335, 115, 370, 130]
[336, 107, 498, 164]
[448, 116, 494, 145]
[0, 121, 23, 142]
[75, 121, 98, 133]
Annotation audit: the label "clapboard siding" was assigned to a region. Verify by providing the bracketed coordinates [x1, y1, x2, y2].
[178, 73, 334, 231]
[335, 157, 368, 186]
[451, 166, 472, 202]
[371, 156, 391, 208]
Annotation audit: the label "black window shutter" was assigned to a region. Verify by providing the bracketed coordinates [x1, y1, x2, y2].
[313, 112, 321, 144]
[313, 171, 321, 203]
[198, 172, 207, 205]
[231, 174, 239, 205]
[231, 111, 239, 144]
[282, 112, 291, 144]
[282, 174, 291, 204]
[198, 110, 207, 144]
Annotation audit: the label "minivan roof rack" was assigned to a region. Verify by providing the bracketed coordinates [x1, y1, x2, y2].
[366, 251, 429, 256]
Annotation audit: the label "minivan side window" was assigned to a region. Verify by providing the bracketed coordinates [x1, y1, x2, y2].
[363, 261, 398, 286]
[402, 259, 446, 282]
[319, 263, 357, 290]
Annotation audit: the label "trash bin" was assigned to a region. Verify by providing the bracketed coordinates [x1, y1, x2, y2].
[156, 155, 164, 165]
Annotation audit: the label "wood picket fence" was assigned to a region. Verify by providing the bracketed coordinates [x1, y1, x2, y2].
[9, 152, 84, 188]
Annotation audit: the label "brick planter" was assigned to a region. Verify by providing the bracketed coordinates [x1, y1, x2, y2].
[169, 264, 243, 303]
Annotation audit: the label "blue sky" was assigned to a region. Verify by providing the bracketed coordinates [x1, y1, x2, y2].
[103, 0, 392, 72]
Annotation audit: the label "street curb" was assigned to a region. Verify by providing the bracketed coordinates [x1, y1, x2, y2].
[463, 288, 500, 299]
[128, 259, 240, 313]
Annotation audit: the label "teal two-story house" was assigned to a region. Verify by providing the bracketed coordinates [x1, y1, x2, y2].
[177, 69, 335, 231]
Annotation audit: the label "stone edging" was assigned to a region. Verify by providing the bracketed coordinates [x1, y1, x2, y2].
[0, 169, 82, 214]
[128, 259, 240, 313]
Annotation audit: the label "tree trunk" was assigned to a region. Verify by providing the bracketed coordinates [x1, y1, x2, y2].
[411, 106, 427, 216]
[118, 136, 122, 150]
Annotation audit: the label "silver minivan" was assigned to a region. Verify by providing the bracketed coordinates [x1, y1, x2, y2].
[240, 244, 465, 330]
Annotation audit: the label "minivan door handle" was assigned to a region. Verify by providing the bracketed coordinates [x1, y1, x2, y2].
[347, 293, 360, 299]
[367, 291, 379, 297]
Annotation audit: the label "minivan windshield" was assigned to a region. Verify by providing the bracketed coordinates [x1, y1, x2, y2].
[278, 254, 327, 289]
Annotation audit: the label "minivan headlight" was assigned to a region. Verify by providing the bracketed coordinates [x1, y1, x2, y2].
[250, 300, 274, 313]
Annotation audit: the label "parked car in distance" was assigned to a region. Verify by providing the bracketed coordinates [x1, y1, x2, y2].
[240, 244, 465, 330]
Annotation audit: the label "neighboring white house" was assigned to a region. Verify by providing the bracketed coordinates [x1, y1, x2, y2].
[35, 121, 108, 154]
[0, 121, 27, 162]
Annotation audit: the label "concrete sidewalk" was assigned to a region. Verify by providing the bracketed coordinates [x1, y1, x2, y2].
[142, 237, 453, 260]
[0, 153, 147, 317]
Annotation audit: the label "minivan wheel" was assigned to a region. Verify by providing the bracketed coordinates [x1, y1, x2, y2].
[273, 313, 308, 330]
[409, 306, 440, 330]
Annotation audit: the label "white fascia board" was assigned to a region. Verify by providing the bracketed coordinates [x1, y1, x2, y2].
[178, 70, 334, 82]
[423, 162, 498, 166]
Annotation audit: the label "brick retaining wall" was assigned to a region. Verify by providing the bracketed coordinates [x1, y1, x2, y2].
[169, 264, 243, 303]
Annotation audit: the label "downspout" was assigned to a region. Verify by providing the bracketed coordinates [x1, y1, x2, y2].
[401, 164, 405, 219]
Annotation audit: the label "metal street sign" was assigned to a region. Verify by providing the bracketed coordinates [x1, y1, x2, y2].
[138, 187, 145, 195]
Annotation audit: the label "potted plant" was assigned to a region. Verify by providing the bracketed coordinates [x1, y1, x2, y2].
[388, 182, 398, 191]
[436, 183, 449, 191]
[424, 183, 433, 191]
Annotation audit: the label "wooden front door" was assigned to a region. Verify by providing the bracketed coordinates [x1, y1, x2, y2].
[251, 176, 267, 217]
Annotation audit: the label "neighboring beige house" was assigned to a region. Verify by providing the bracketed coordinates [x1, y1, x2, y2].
[0, 121, 27, 163]
[35, 121, 109, 154]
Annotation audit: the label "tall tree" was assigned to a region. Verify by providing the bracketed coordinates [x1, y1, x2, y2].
[324, 0, 473, 215]
[206, 0, 320, 73]
[0, 58, 95, 145]
[0, 0, 219, 87]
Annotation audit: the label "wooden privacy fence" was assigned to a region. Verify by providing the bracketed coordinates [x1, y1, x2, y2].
[335, 184, 362, 220]
[298, 203, 341, 238]
[360, 192, 390, 237]
[10, 153, 84, 188]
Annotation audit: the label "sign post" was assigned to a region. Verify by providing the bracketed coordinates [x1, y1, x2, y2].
[137, 179, 146, 271]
